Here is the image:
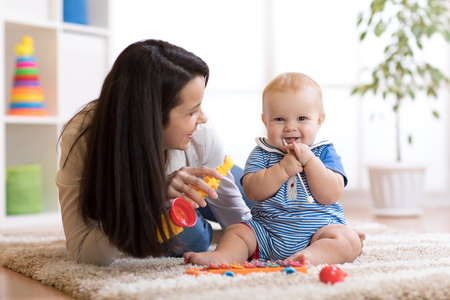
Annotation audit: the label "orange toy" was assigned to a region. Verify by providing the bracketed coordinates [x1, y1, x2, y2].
[157, 197, 197, 243]
[157, 156, 234, 242]
[187, 260, 307, 277]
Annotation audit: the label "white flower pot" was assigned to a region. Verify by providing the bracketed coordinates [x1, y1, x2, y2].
[367, 163, 426, 216]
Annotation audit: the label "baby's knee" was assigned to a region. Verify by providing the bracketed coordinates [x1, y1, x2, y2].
[224, 223, 247, 234]
[224, 223, 256, 245]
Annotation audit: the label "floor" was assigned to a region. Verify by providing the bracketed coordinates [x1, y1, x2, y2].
[343, 207, 450, 233]
[1, 207, 449, 300]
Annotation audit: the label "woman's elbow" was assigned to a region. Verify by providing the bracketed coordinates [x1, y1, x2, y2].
[72, 246, 117, 265]
[66, 231, 121, 266]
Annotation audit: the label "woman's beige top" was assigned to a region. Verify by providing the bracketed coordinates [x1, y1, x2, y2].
[55, 108, 251, 265]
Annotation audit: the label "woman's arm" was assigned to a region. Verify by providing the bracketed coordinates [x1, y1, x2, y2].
[165, 165, 223, 209]
[167, 121, 251, 229]
[56, 120, 121, 265]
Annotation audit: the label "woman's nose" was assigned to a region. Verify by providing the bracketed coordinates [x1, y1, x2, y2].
[197, 108, 208, 124]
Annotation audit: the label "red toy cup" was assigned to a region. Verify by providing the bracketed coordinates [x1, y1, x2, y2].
[169, 198, 197, 227]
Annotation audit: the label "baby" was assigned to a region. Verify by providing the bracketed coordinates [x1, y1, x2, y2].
[184, 72, 361, 266]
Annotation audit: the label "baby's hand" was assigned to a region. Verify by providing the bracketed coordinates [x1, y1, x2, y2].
[279, 152, 303, 177]
[292, 142, 314, 166]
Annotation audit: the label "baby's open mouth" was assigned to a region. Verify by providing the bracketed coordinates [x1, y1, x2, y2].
[284, 137, 300, 144]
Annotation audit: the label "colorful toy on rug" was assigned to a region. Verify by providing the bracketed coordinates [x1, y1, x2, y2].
[8, 35, 47, 116]
[319, 265, 347, 284]
[186, 260, 307, 277]
[157, 156, 235, 242]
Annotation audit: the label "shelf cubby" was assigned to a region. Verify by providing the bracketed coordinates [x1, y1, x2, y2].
[0, 0, 110, 229]
[4, 21, 58, 117]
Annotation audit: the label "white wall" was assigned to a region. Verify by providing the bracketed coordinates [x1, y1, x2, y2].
[109, 0, 450, 207]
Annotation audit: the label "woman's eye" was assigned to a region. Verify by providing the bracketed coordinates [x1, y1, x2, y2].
[189, 110, 197, 116]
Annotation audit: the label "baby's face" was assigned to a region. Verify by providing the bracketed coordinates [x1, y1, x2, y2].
[262, 87, 324, 151]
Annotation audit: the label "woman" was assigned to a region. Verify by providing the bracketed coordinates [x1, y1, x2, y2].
[56, 39, 252, 265]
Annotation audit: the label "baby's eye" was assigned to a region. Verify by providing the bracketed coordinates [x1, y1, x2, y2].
[298, 116, 307, 121]
[274, 117, 284, 121]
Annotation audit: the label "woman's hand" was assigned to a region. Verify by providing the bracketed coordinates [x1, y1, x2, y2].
[166, 166, 223, 208]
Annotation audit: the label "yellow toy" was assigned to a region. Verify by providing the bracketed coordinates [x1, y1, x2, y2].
[15, 36, 34, 56]
[157, 156, 234, 243]
[193, 156, 234, 198]
[157, 197, 196, 243]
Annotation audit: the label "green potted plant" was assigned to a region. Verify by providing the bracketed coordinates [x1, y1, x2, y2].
[352, 0, 450, 216]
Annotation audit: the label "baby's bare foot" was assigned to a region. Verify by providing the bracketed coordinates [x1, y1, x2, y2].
[183, 251, 230, 266]
[354, 229, 366, 255]
[286, 252, 310, 266]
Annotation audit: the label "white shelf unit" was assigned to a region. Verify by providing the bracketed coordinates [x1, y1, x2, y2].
[0, 0, 110, 229]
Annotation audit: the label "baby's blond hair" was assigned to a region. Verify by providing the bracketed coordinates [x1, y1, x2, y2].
[262, 72, 324, 114]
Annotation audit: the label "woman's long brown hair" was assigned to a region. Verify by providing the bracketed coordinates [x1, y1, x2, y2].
[59, 40, 209, 258]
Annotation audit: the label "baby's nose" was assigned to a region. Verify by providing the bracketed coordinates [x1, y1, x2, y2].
[284, 123, 298, 131]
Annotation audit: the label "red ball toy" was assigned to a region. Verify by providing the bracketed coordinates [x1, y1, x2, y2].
[319, 265, 347, 284]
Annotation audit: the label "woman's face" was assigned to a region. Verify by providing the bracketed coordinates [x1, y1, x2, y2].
[162, 76, 207, 151]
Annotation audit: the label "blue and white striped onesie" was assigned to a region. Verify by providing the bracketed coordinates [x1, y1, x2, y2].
[242, 138, 348, 261]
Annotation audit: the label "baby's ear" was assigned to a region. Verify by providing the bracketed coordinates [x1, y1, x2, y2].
[317, 114, 325, 131]
[261, 113, 267, 127]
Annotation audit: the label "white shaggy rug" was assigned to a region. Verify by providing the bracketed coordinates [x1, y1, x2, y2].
[1, 221, 450, 300]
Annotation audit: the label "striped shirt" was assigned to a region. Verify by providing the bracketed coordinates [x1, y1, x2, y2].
[242, 138, 347, 261]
